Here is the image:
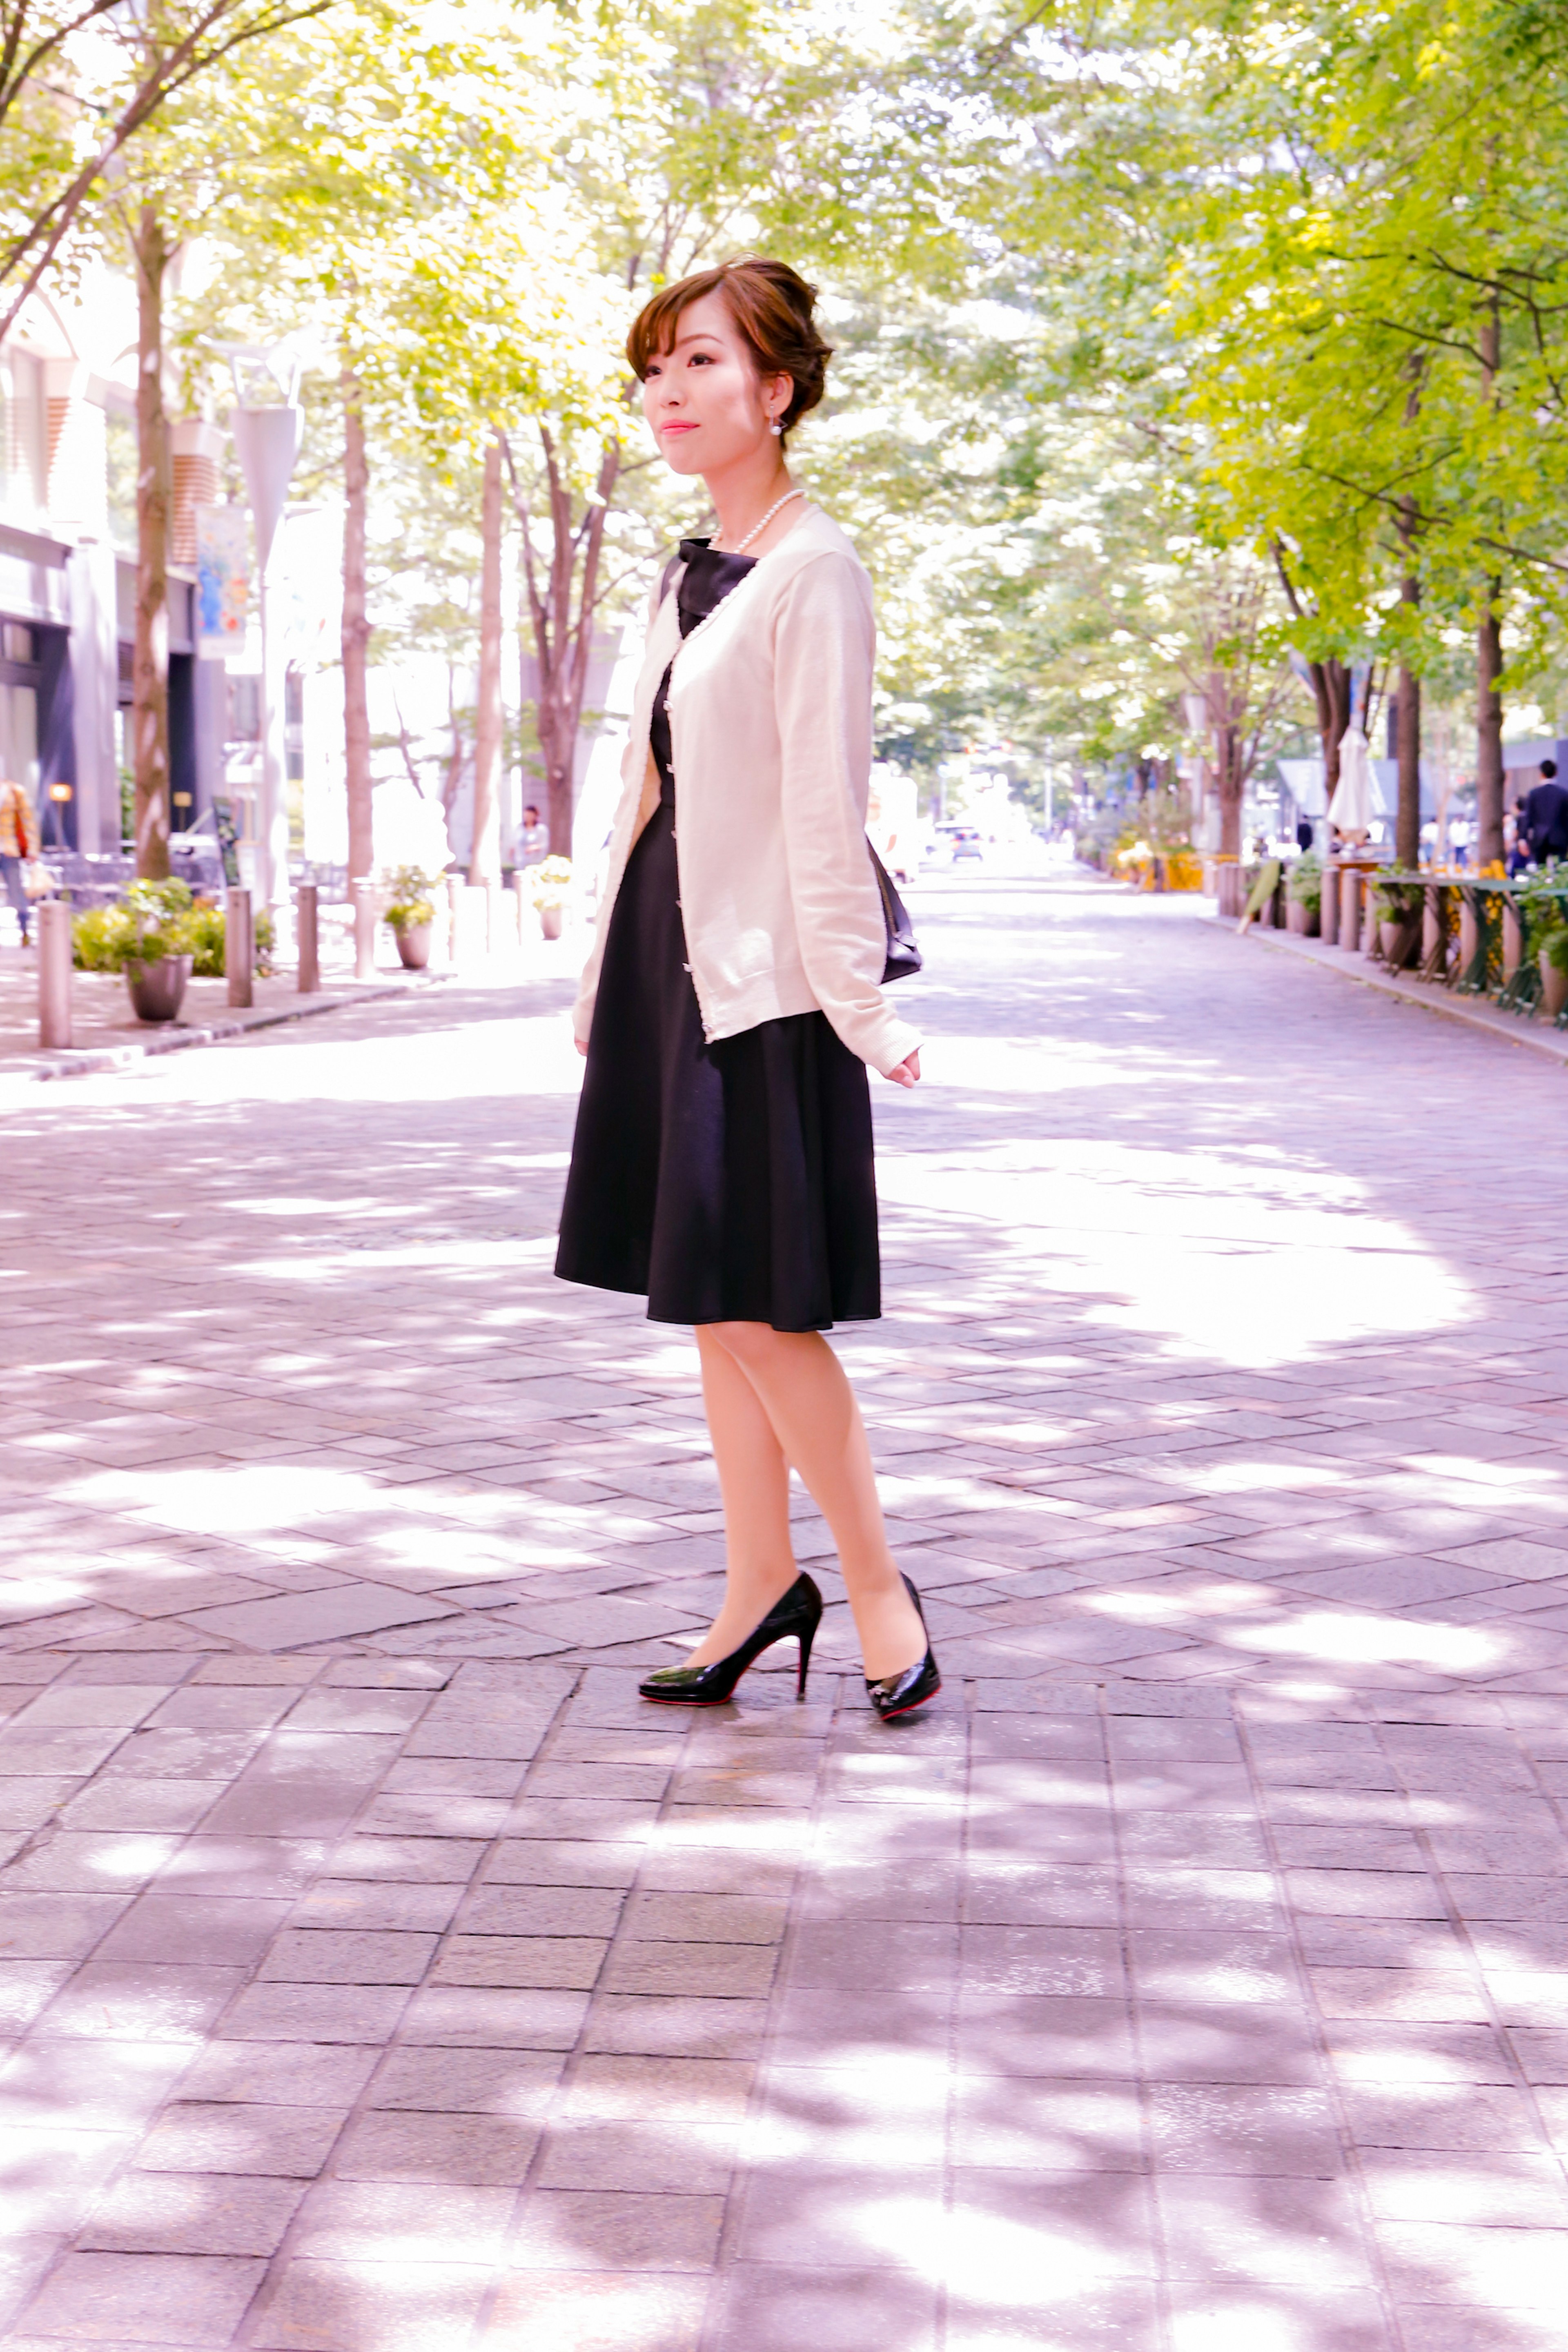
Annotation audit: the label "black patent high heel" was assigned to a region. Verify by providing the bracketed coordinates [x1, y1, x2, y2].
[866, 1572, 941, 1722]
[639, 1570, 822, 1705]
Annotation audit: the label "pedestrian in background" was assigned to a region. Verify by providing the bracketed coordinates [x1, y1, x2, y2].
[0, 774, 40, 947]
[1521, 759, 1568, 866]
[555, 255, 940, 1722]
[518, 804, 549, 866]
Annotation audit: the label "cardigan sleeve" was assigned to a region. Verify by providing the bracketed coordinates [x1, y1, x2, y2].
[773, 551, 923, 1076]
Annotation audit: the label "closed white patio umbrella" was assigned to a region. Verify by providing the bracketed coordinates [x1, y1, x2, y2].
[1327, 724, 1374, 841]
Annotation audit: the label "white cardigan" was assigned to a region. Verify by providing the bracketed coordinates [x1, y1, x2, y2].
[572, 507, 922, 1078]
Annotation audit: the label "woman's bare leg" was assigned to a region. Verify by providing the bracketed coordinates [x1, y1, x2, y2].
[682, 1326, 803, 1668]
[700, 1320, 926, 1681]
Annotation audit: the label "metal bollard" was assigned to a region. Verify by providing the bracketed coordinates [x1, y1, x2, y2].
[296, 883, 319, 994]
[226, 888, 253, 1009]
[511, 872, 528, 947]
[352, 880, 377, 982]
[38, 898, 72, 1049]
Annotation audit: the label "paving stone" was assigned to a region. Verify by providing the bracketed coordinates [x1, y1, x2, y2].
[332, 2108, 541, 2184]
[32, 1961, 244, 2042]
[16, 2250, 267, 2342]
[537, 2118, 736, 2191]
[175, 2043, 382, 2108]
[483, 2273, 711, 2352]
[77, 2170, 306, 2254]
[282, 2177, 515, 2263]
[367, 2045, 563, 2116]
[508, 2187, 726, 2271]
[250, 2255, 493, 2351]
[256, 1928, 438, 1984]
[131, 2101, 348, 2177]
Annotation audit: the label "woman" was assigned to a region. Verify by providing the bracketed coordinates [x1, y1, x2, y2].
[555, 256, 939, 1722]
[0, 773, 40, 947]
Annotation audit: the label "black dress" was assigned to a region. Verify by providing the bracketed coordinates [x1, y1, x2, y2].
[555, 539, 880, 1332]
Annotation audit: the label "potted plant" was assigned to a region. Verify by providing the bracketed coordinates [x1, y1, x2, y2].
[72, 879, 198, 1022]
[187, 900, 276, 978]
[530, 854, 572, 940]
[383, 866, 437, 969]
[1286, 854, 1322, 935]
[1539, 924, 1568, 1020]
[1371, 875, 1424, 968]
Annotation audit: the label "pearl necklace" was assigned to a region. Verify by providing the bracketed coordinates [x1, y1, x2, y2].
[722, 486, 807, 556]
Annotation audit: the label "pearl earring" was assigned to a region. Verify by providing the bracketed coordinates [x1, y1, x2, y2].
[769, 415, 783, 437]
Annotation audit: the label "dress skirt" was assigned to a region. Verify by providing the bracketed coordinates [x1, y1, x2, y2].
[555, 798, 880, 1332]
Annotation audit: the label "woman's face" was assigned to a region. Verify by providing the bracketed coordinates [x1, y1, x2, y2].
[641, 290, 790, 477]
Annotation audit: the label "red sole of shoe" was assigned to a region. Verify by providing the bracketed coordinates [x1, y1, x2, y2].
[639, 1691, 735, 1706]
[876, 1678, 942, 1723]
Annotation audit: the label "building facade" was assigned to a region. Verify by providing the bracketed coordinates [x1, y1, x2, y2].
[0, 281, 229, 864]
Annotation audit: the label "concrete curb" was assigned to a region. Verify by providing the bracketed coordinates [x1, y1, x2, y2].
[6, 971, 455, 1085]
[1244, 922, 1568, 1069]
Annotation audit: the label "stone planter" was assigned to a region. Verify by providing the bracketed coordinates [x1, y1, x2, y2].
[539, 905, 564, 941]
[394, 924, 432, 971]
[1379, 918, 1420, 970]
[1286, 900, 1319, 936]
[1540, 948, 1568, 1020]
[125, 954, 193, 1025]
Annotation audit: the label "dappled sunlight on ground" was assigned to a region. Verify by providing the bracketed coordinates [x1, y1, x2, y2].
[2, 882, 1568, 2347]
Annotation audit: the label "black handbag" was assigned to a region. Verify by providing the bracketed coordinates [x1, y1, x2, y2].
[871, 844, 922, 984]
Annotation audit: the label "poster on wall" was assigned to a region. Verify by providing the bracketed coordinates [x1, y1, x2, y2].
[195, 504, 250, 658]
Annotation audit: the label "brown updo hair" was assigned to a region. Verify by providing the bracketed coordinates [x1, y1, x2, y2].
[626, 257, 831, 448]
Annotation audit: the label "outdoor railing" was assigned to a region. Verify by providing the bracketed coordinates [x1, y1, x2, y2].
[1249, 858, 1568, 1031]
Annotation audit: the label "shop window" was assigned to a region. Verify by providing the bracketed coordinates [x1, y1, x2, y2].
[0, 681, 39, 791]
[227, 673, 261, 742]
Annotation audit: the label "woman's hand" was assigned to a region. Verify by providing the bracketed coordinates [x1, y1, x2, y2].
[884, 1049, 921, 1089]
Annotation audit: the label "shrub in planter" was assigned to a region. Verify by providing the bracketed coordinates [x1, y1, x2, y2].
[185, 901, 276, 978]
[1540, 924, 1568, 1018]
[1286, 853, 1322, 935]
[73, 879, 200, 1022]
[72, 902, 138, 971]
[1371, 875, 1424, 968]
[530, 855, 572, 940]
[383, 865, 437, 968]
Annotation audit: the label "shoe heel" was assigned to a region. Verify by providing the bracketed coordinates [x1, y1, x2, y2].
[795, 1619, 815, 1700]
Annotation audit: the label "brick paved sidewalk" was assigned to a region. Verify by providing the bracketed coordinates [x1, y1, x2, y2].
[2, 878, 1567, 2350]
[0, 909, 586, 1079]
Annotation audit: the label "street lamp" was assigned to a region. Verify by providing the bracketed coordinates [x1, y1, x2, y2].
[224, 345, 304, 925]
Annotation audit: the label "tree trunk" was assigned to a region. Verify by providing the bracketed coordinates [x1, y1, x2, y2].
[1394, 380, 1424, 875]
[470, 434, 503, 884]
[1395, 662, 1421, 870]
[341, 363, 373, 883]
[1477, 588, 1505, 868]
[1306, 657, 1352, 808]
[131, 203, 171, 881]
[1475, 292, 1505, 871]
[1216, 725, 1244, 860]
[510, 428, 619, 860]
[1396, 505, 1421, 872]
